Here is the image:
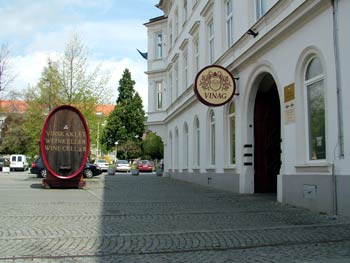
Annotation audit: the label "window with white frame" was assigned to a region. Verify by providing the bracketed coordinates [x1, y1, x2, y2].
[256, 0, 276, 20]
[208, 20, 214, 64]
[175, 128, 179, 169]
[209, 110, 215, 165]
[194, 38, 199, 73]
[174, 62, 179, 98]
[194, 117, 200, 167]
[305, 56, 326, 160]
[183, 122, 189, 169]
[183, 0, 188, 25]
[228, 102, 236, 165]
[256, 0, 266, 19]
[184, 50, 188, 89]
[155, 81, 163, 110]
[226, 0, 234, 47]
[156, 32, 163, 59]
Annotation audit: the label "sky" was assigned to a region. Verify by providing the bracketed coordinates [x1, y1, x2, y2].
[0, 0, 163, 111]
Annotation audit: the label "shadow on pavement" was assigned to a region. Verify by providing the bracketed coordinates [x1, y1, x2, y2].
[30, 183, 42, 189]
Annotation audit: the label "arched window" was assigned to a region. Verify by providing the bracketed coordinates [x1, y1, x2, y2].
[209, 110, 215, 165]
[305, 57, 326, 160]
[194, 117, 200, 167]
[175, 127, 179, 169]
[228, 102, 236, 165]
[183, 122, 189, 169]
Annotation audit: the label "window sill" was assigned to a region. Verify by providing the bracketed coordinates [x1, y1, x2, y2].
[295, 162, 331, 173]
[224, 166, 237, 173]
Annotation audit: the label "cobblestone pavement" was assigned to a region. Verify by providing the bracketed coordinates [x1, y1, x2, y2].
[0, 172, 349, 263]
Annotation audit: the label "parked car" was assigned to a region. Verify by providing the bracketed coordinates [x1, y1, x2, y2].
[30, 157, 102, 178]
[10, 154, 29, 171]
[30, 157, 47, 178]
[116, 160, 131, 172]
[95, 159, 109, 172]
[0, 158, 9, 171]
[137, 160, 153, 172]
[83, 162, 102, 178]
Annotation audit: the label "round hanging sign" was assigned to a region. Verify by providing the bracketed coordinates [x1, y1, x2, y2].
[194, 65, 236, 107]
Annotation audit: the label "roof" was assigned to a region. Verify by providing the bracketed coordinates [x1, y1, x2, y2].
[144, 15, 167, 26]
[96, 104, 115, 116]
[0, 100, 115, 117]
[0, 100, 28, 114]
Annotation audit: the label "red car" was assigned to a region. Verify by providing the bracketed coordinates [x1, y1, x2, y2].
[137, 160, 153, 172]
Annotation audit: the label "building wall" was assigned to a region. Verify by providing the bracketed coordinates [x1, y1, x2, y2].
[145, 0, 350, 215]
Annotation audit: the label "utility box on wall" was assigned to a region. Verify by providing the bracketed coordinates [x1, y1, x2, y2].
[40, 105, 90, 188]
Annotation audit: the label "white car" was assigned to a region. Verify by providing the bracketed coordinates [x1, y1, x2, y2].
[116, 160, 131, 172]
[95, 159, 109, 172]
[10, 154, 29, 171]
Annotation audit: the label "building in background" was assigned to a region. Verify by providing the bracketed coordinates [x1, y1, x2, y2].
[145, 0, 350, 215]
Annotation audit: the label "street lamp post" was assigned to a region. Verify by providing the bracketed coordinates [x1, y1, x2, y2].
[96, 112, 103, 158]
[115, 141, 119, 161]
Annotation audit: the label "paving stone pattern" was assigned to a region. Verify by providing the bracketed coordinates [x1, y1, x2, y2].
[0, 172, 349, 263]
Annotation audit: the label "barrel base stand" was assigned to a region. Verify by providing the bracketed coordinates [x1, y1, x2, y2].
[42, 173, 86, 189]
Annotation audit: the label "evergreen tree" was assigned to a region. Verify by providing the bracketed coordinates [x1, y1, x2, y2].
[101, 69, 145, 155]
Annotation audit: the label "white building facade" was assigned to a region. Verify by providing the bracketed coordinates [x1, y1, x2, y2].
[145, 0, 350, 216]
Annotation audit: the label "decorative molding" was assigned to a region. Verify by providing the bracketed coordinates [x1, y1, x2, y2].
[189, 21, 200, 36]
[171, 53, 179, 63]
[200, 0, 213, 17]
[179, 38, 189, 50]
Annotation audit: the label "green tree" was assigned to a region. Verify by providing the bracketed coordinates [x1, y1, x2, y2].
[142, 132, 164, 160]
[0, 114, 29, 154]
[101, 69, 145, 157]
[22, 34, 110, 157]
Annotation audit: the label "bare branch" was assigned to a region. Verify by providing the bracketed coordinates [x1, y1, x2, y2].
[0, 43, 16, 92]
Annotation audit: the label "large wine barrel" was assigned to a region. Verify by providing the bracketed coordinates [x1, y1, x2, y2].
[40, 105, 90, 181]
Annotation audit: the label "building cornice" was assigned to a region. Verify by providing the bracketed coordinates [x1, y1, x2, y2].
[144, 15, 167, 26]
[145, 67, 168, 75]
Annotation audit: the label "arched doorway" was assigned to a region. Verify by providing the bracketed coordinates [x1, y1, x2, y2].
[254, 74, 281, 193]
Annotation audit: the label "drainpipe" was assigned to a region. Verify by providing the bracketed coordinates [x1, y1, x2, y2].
[332, 0, 344, 158]
[331, 0, 343, 217]
[331, 162, 338, 217]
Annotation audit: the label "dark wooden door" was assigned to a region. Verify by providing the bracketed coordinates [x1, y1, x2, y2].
[254, 82, 281, 193]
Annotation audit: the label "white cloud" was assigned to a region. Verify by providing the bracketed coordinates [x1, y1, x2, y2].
[89, 57, 149, 111]
[8, 51, 60, 98]
[0, 0, 155, 111]
[25, 19, 148, 60]
[9, 52, 149, 111]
